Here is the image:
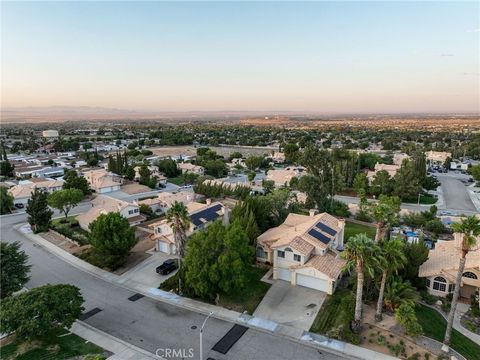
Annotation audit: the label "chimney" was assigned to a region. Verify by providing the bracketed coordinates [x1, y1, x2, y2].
[206, 198, 211, 206]
[309, 209, 317, 217]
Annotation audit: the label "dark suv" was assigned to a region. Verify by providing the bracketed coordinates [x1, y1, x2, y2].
[156, 259, 178, 275]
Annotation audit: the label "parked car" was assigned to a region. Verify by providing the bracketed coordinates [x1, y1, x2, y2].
[15, 203, 24, 209]
[156, 259, 178, 275]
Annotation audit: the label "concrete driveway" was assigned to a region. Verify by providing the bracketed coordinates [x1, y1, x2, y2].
[117, 251, 178, 289]
[253, 280, 326, 331]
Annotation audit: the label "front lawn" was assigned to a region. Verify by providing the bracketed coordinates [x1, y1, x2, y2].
[160, 267, 270, 315]
[415, 304, 480, 360]
[344, 221, 376, 242]
[1, 329, 107, 360]
[50, 216, 90, 245]
[310, 288, 351, 334]
[404, 194, 438, 205]
[167, 177, 184, 186]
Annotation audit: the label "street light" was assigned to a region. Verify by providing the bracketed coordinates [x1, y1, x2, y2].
[200, 311, 214, 360]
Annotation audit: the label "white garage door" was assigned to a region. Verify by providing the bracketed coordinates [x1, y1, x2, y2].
[158, 241, 169, 253]
[296, 274, 328, 292]
[277, 268, 291, 282]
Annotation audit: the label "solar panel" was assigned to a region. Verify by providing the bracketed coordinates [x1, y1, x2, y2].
[315, 222, 337, 236]
[190, 204, 223, 226]
[308, 228, 330, 244]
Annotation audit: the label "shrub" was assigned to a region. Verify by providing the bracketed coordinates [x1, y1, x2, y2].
[389, 342, 406, 357]
[395, 304, 423, 337]
[408, 353, 421, 360]
[420, 290, 438, 305]
[465, 321, 476, 333]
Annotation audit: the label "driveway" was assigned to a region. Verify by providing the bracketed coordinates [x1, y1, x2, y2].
[117, 251, 178, 289]
[436, 174, 477, 212]
[253, 280, 326, 331]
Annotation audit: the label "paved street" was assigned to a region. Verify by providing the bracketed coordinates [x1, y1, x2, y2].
[0, 211, 350, 360]
[435, 174, 477, 213]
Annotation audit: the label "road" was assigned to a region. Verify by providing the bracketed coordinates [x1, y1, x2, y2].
[435, 174, 477, 213]
[0, 211, 349, 360]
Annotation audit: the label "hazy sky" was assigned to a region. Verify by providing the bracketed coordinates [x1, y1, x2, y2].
[2, 1, 479, 113]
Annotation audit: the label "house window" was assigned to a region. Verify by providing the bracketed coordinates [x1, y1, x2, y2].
[294, 254, 301, 262]
[463, 272, 478, 279]
[256, 246, 267, 259]
[128, 210, 134, 215]
[134, 208, 139, 213]
[448, 284, 455, 293]
[426, 279, 431, 288]
[433, 276, 447, 292]
[277, 250, 285, 258]
[285, 247, 293, 252]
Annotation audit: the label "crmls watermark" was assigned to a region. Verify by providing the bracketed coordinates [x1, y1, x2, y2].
[155, 348, 195, 359]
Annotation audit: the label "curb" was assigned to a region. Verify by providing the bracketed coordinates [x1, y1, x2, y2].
[15, 223, 386, 360]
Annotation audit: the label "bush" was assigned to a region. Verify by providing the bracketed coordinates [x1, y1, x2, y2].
[389, 342, 406, 357]
[420, 290, 438, 305]
[330, 200, 351, 218]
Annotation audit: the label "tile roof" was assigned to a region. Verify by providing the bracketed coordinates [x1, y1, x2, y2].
[294, 252, 346, 280]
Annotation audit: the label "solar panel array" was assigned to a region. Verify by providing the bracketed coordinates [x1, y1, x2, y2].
[315, 222, 337, 236]
[307, 228, 331, 244]
[190, 204, 223, 226]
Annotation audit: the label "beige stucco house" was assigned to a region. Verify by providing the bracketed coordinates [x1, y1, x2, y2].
[83, 169, 122, 194]
[257, 211, 346, 294]
[266, 166, 306, 187]
[418, 234, 479, 299]
[366, 163, 400, 183]
[8, 179, 64, 207]
[425, 151, 451, 166]
[149, 200, 226, 254]
[77, 195, 145, 230]
[178, 162, 205, 176]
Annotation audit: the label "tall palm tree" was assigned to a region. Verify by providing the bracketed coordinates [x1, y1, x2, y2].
[383, 277, 419, 312]
[443, 216, 480, 352]
[375, 238, 407, 321]
[368, 195, 401, 242]
[342, 233, 380, 332]
[166, 201, 190, 293]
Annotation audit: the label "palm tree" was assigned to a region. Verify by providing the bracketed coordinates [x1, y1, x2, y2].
[383, 277, 419, 312]
[368, 195, 401, 242]
[375, 238, 407, 321]
[342, 233, 380, 332]
[443, 216, 480, 352]
[166, 201, 190, 293]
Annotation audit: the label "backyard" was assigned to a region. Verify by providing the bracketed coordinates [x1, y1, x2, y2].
[344, 220, 376, 241]
[1, 329, 107, 360]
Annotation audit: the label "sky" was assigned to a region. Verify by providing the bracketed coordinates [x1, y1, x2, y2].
[1, 1, 479, 113]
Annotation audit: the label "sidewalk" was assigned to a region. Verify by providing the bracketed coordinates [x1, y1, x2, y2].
[71, 321, 159, 360]
[17, 223, 394, 360]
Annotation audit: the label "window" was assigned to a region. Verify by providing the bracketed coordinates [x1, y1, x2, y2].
[448, 284, 455, 293]
[426, 279, 431, 288]
[285, 247, 293, 252]
[433, 276, 447, 292]
[463, 272, 478, 279]
[128, 210, 134, 215]
[294, 254, 301, 262]
[256, 246, 267, 259]
[277, 250, 285, 258]
[134, 208, 139, 213]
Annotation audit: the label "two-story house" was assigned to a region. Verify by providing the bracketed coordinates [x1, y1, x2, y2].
[77, 195, 145, 230]
[177, 162, 205, 176]
[82, 169, 122, 194]
[8, 178, 64, 207]
[149, 200, 226, 254]
[256, 211, 346, 294]
[266, 166, 306, 187]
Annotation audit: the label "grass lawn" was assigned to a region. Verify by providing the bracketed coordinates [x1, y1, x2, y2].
[310, 288, 351, 334]
[50, 216, 90, 245]
[344, 221, 376, 242]
[415, 304, 480, 360]
[404, 194, 438, 205]
[160, 267, 270, 315]
[167, 177, 184, 186]
[218, 267, 271, 314]
[1, 329, 106, 360]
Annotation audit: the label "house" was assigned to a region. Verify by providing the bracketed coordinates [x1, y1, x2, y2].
[133, 165, 167, 186]
[366, 163, 400, 183]
[256, 211, 346, 294]
[150, 200, 227, 254]
[8, 179, 64, 207]
[82, 169, 122, 193]
[425, 151, 451, 166]
[393, 153, 410, 166]
[418, 234, 479, 299]
[266, 166, 306, 187]
[134, 197, 163, 214]
[76, 195, 145, 230]
[156, 191, 196, 214]
[178, 162, 205, 176]
[14, 165, 65, 179]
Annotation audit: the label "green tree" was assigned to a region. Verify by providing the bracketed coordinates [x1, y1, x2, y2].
[393, 160, 422, 200]
[89, 212, 137, 269]
[367, 195, 401, 242]
[245, 155, 264, 171]
[400, 239, 429, 288]
[283, 143, 299, 163]
[370, 170, 393, 196]
[0, 141, 14, 178]
[0, 242, 31, 298]
[443, 216, 480, 351]
[231, 203, 260, 245]
[383, 277, 419, 312]
[124, 165, 135, 180]
[0, 284, 84, 340]
[184, 221, 254, 300]
[341, 233, 380, 332]
[166, 201, 190, 292]
[63, 169, 91, 195]
[353, 173, 368, 196]
[468, 164, 480, 182]
[26, 188, 53, 233]
[0, 186, 13, 214]
[375, 238, 407, 321]
[156, 159, 180, 177]
[395, 304, 423, 337]
[262, 179, 275, 194]
[48, 188, 84, 220]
